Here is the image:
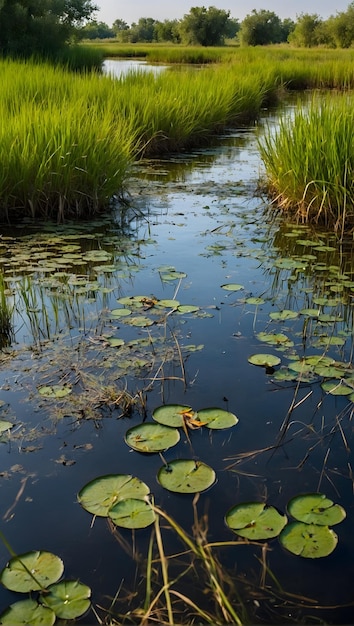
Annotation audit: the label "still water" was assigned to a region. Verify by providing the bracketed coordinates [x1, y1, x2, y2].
[0, 101, 353, 623]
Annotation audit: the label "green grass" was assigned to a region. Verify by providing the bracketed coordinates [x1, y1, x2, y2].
[259, 93, 354, 235]
[2, 47, 354, 223]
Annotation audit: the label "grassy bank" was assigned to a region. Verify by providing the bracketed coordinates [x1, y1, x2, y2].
[2, 47, 354, 222]
[259, 93, 354, 235]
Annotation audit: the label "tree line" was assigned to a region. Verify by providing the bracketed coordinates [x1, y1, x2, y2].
[83, 3, 354, 49]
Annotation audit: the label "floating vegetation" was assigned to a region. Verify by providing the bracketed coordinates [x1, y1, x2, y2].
[152, 404, 238, 431]
[125, 423, 180, 453]
[157, 459, 216, 494]
[287, 493, 346, 526]
[225, 502, 287, 540]
[248, 354, 281, 367]
[78, 474, 150, 517]
[0, 551, 64, 593]
[279, 522, 338, 559]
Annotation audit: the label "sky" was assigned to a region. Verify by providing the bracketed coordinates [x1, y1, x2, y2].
[95, 1, 350, 26]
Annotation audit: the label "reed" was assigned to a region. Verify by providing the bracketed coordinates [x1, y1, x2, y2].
[259, 93, 354, 235]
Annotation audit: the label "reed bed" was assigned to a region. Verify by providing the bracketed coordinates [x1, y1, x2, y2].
[259, 93, 354, 235]
[2, 48, 354, 222]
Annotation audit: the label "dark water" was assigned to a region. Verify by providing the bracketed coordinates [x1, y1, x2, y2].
[0, 103, 353, 624]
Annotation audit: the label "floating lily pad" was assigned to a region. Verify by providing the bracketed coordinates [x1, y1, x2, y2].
[0, 420, 13, 434]
[177, 305, 200, 313]
[256, 332, 291, 345]
[155, 299, 180, 308]
[108, 498, 156, 529]
[274, 258, 306, 270]
[299, 308, 320, 317]
[152, 404, 194, 428]
[225, 502, 287, 540]
[248, 354, 281, 367]
[287, 494, 346, 526]
[106, 337, 125, 347]
[125, 423, 180, 453]
[161, 271, 187, 281]
[38, 385, 72, 398]
[78, 474, 150, 516]
[221, 283, 244, 291]
[245, 297, 265, 305]
[110, 308, 132, 317]
[0, 599, 55, 626]
[269, 310, 298, 321]
[126, 316, 154, 327]
[279, 522, 338, 558]
[196, 408, 238, 430]
[157, 459, 216, 494]
[321, 380, 353, 395]
[40, 580, 91, 620]
[305, 355, 335, 367]
[0, 551, 64, 592]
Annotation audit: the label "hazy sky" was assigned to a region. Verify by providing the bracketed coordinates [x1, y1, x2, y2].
[95, 1, 350, 26]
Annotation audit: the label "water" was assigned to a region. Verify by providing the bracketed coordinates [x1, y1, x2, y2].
[0, 103, 353, 623]
[102, 58, 169, 78]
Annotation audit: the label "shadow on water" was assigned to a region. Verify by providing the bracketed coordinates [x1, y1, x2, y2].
[0, 98, 353, 623]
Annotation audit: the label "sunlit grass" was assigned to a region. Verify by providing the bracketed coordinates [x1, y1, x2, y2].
[259, 93, 354, 235]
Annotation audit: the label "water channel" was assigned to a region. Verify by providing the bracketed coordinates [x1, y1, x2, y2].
[0, 63, 353, 624]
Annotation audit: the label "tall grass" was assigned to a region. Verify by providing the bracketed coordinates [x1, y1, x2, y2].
[259, 93, 354, 235]
[2, 47, 354, 222]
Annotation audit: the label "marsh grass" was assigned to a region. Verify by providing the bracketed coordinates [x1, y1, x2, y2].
[3, 47, 354, 222]
[259, 93, 354, 235]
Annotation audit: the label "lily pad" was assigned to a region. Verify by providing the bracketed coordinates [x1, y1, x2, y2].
[106, 337, 125, 347]
[108, 498, 156, 529]
[38, 385, 72, 398]
[321, 380, 353, 395]
[248, 354, 281, 367]
[221, 283, 244, 292]
[0, 599, 55, 626]
[110, 308, 132, 317]
[152, 404, 194, 428]
[196, 407, 238, 430]
[40, 580, 91, 620]
[256, 332, 291, 345]
[125, 423, 180, 453]
[269, 310, 298, 321]
[0, 551, 64, 592]
[225, 502, 287, 540]
[78, 474, 150, 516]
[245, 297, 265, 305]
[126, 316, 154, 327]
[156, 299, 180, 308]
[279, 522, 338, 558]
[0, 420, 13, 434]
[287, 494, 346, 526]
[157, 459, 216, 494]
[177, 305, 200, 313]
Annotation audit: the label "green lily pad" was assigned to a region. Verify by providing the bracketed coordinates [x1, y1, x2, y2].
[248, 354, 281, 367]
[256, 332, 290, 345]
[0, 599, 55, 626]
[106, 337, 125, 347]
[0, 551, 64, 592]
[314, 365, 344, 378]
[125, 423, 180, 453]
[152, 404, 194, 428]
[245, 297, 265, 305]
[305, 355, 335, 366]
[279, 522, 338, 558]
[225, 502, 287, 540]
[108, 498, 156, 529]
[78, 474, 150, 516]
[157, 459, 216, 494]
[299, 308, 320, 317]
[269, 310, 298, 321]
[274, 258, 306, 270]
[321, 380, 353, 395]
[287, 494, 346, 526]
[110, 308, 132, 317]
[0, 420, 13, 434]
[161, 271, 187, 281]
[38, 385, 72, 398]
[40, 580, 91, 620]
[288, 360, 315, 375]
[126, 316, 154, 327]
[177, 305, 200, 313]
[155, 299, 180, 308]
[221, 283, 244, 291]
[196, 408, 238, 430]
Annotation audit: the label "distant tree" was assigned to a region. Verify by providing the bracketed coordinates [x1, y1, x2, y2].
[112, 19, 129, 35]
[179, 6, 231, 46]
[81, 20, 114, 39]
[280, 18, 296, 42]
[326, 3, 354, 48]
[225, 17, 240, 40]
[0, 0, 97, 56]
[154, 19, 181, 43]
[239, 10, 284, 46]
[288, 13, 323, 47]
[128, 17, 157, 42]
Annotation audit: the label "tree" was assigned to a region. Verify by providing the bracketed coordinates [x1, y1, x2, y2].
[154, 19, 181, 43]
[326, 3, 354, 48]
[81, 20, 114, 39]
[179, 6, 231, 46]
[239, 10, 284, 46]
[288, 14, 323, 47]
[0, 0, 97, 56]
[128, 17, 157, 43]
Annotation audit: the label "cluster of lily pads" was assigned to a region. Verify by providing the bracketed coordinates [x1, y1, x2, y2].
[0, 551, 91, 624]
[77, 404, 239, 529]
[226, 493, 346, 558]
